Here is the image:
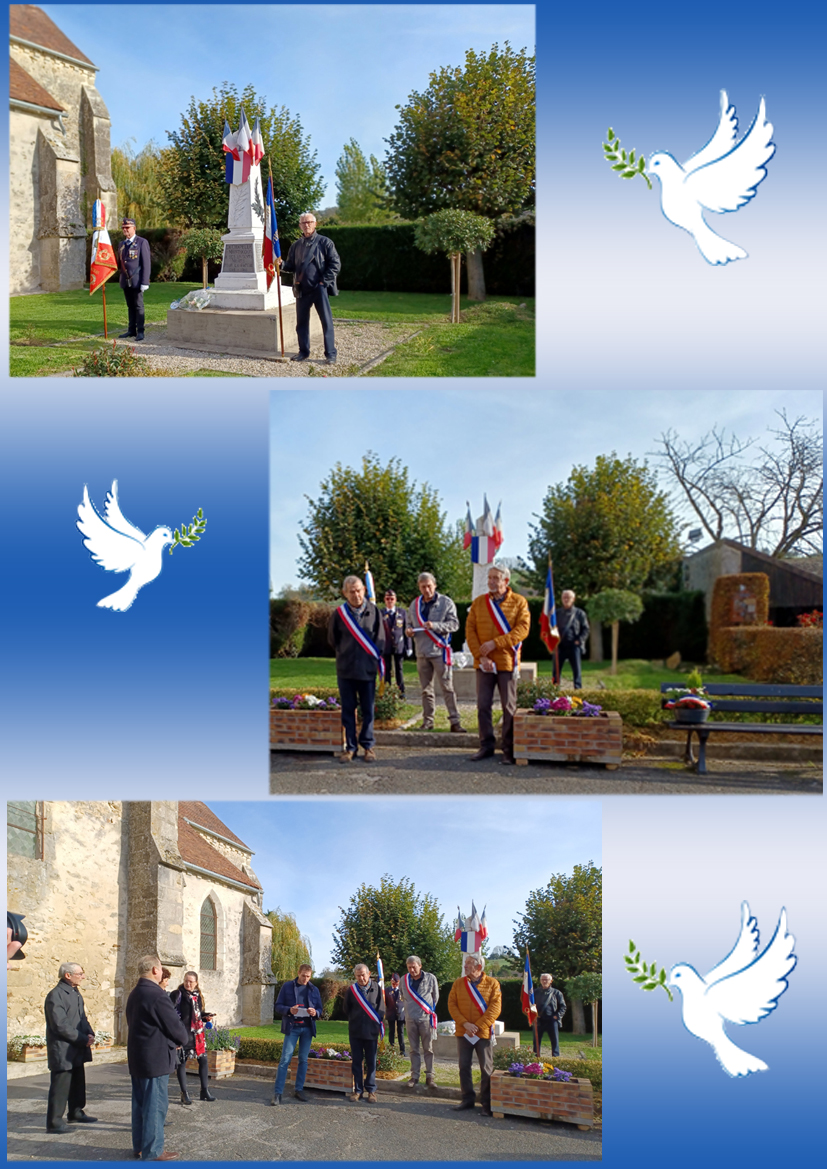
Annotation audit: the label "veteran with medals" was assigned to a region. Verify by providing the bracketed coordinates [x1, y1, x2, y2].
[328, 575, 386, 763]
[117, 218, 151, 341]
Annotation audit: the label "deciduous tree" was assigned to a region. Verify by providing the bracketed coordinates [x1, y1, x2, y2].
[587, 589, 644, 674]
[298, 452, 469, 602]
[111, 139, 165, 227]
[266, 907, 312, 981]
[414, 209, 495, 322]
[331, 875, 458, 986]
[335, 138, 395, 224]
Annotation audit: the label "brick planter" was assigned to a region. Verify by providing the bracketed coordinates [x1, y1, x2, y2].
[186, 1050, 236, 1079]
[285, 1055, 353, 1094]
[514, 711, 622, 768]
[270, 707, 344, 754]
[490, 1071, 594, 1129]
[9, 1044, 48, 1063]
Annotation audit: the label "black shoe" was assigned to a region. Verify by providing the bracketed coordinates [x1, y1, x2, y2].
[180, 1090, 192, 1106]
[500, 755, 516, 765]
[135, 333, 144, 342]
[118, 331, 136, 340]
[291, 353, 309, 362]
[200, 1089, 216, 1101]
[479, 1108, 494, 1117]
[68, 1110, 98, 1123]
[270, 1094, 282, 1106]
[450, 724, 466, 733]
[47, 1122, 71, 1133]
[467, 748, 494, 761]
[293, 1089, 309, 1102]
[324, 356, 337, 365]
[452, 1100, 476, 1111]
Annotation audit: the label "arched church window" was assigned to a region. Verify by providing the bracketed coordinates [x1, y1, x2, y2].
[200, 898, 217, 970]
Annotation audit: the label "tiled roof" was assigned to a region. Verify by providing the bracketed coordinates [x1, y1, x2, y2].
[10, 5, 94, 66]
[177, 803, 260, 891]
[9, 55, 64, 110]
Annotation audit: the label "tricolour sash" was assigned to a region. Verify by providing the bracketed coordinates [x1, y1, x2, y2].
[338, 605, 385, 678]
[404, 973, 438, 1030]
[485, 594, 521, 671]
[464, 977, 489, 1015]
[414, 596, 453, 666]
[351, 982, 384, 1037]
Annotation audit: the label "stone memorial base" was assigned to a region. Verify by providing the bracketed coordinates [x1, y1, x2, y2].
[451, 662, 538, 701]
[166, 301, 321, 361]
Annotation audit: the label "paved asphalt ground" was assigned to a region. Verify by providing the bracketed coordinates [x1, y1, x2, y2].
[270, 745, 822, 796]
[7, 1064, 601, 1161]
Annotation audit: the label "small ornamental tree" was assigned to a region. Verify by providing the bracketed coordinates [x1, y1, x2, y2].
[565, 972, 602, 1047]
[587, 589, 644, 675]
[414, 209, 495, 322]
[182, 227, 225, 288]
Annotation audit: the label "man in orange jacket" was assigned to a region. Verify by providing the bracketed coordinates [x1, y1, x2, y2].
[465, 564, 531, 765]
[447, 954, 502, 1116]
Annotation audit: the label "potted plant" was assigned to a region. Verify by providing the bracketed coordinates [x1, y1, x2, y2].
[490, 1061, 594, 1129]
[513, 690, 622, 767]
[93, 1030, 114, 1050]
[187, 1028, 239, 1079]
[269, 691, 344, 754]
[663, 672, 712, 724]
[7, 1034, 48, 1062]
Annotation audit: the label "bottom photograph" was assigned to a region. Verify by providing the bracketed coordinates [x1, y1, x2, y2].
[6, 797, 602, 1162]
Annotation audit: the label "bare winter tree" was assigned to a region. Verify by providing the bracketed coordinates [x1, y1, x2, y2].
[653, 411, 823, 557]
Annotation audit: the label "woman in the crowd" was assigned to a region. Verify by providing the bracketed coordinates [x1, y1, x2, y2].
[159, 968, 172, 991]
[170, 971, 216, 1104]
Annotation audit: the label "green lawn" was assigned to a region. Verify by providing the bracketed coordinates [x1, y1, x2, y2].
[331, 291, 532, 324]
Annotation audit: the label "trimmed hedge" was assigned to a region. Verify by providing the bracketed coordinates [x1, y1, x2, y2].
[709, 573, 770, 664]
[516, 681, 664, 727]
[713, 626, 823, 684]
[491, 1045, 602, 1089]
[86, 227, 222, 284]
[317, 220, 534, 296]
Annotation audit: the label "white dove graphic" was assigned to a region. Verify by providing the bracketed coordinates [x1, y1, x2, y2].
[77, 481, 173, 611]
[648, 91, 775, 264]
[669, 901, 796, 1077]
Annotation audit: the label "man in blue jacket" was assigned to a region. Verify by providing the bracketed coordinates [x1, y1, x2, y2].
[280, 212, 341, 364]
[271, 964, 324, 1105]
[117, 218, 151, 341]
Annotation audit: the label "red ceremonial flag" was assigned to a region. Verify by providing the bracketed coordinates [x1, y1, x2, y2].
[89, 200, 118, 295]
[540, 561, 560, 653]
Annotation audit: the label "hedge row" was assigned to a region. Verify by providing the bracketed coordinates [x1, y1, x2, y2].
[713, 626, 823, 684]
[491, 1046, 602, 1088]
[86, 228, 217, 284]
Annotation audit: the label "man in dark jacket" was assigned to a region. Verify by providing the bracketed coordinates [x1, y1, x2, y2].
[117, 218, 152, 341]
[345, 963, 385, 1103]
[126, 955, 190, 1162]
[270, 964, 324, 1105]
[281, 212, 341, 364]
[556, 590, 590, 689]
[535, 973, 566, 1057]
[328, 575, 386, 764]
[44, 962, 97, 1133]
[381, 590, 407, 698]
[384, 973, 406, 1055]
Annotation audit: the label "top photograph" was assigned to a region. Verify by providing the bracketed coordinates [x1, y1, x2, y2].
[9, 3, 536, 378]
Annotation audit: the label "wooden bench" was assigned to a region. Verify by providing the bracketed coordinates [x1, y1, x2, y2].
[660, 683, 823, 775]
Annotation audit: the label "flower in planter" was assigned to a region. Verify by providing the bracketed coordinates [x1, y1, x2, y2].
[545, 1068, 573, 1082]
[272, 693, 340, 710]
[7, 1034, 47, 1057]
[533, 695, 603, 717]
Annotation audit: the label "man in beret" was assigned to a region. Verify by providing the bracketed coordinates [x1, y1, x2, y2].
[117, 218, 151, 341]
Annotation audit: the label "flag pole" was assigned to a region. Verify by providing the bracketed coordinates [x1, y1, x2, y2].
[102, 283, 108, 339]
[528, 947, 539, 1055]
[269, 161, 285, 357]
[549, 556, 559, 685]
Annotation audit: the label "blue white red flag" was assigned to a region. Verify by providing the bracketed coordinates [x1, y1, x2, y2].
[223, 113, 252, 183]
[262, 175, 281, 290]
[463, 503, 475, 551]
[493, 502, 504, 549]
[455, 903, 488, 952]
[540, 562, 560, 654]
[376, 954, 384, 993]
[249, 116, 264, 166]
[521, 951, 538, 1022]
[470, 535, 498, 564]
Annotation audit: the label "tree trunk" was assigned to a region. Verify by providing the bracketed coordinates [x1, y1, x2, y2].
[466, 248, 486, 301]
[610, 622, 619, 674]
[202, 256, 208, 289]
[591, 999, 598, 1046]
[589, 625, 603, 662]
[570, 997, 586, 1035]
[450, 253, 462, 323]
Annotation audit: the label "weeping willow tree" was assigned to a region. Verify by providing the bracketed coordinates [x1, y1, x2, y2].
[110, 139, 167, 227]
[267, 907, 313, 980]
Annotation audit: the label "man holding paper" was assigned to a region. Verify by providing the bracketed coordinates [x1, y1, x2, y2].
[270, 964, 323, 1105]
[447, 954, 502, 1117]
[405, 573, 464, 732]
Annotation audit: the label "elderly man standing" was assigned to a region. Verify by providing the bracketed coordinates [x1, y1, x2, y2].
[406, 572, 464, 732]
[44, 962, 97, 1134]
[345, 963, 385, 1103]
[557, 590, 590, 689]
[126, 954, 190, 1162]
[448, 954, 502, 1117]
[117, 218, 151, 341]
[535, 973, 566, 1057]
[271, 963, 323, 1105]
[328, 575, 386, 763]
[400, 955, 439, 1090]
[465, 564, 531, 765]
[280, 212, 341, 364]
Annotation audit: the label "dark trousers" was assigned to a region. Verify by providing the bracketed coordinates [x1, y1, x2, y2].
[557, 642, 582, 688]
[456, 1035, 493, 1110]
[176, 1053, 209, 1095]
[386, 1019, 406, 1052]
[47, 1065, 86, 1128]
[536, 1017, 560, 1056]
[295, 285, 337, 358]
[121, 284, 145, 336]
[476, 669, 518, 758]
[337, 675, 376, 753]
[131, 1073, 169, 1160]
[350, 1036, 378, 1094]
[383, 653, 406, 694]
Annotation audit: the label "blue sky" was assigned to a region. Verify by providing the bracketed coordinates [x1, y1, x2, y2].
[210, 797, 601, 970]
[42, 3, 535, 206]
[269, 385, 823, 591]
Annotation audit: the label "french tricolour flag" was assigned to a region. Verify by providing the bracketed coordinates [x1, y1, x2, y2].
[540, 562, 560, 654]
[223, 114, 252, 184]
[521, 951, 538, 1022]
[463, 503, 475, 551]
[263, 175, 281, 290]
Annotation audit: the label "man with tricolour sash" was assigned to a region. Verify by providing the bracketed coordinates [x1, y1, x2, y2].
[328, 575, 386, 763]
[344, 963, 385, 1103]
[465, 563, 531, 765]
[405, 572, 465, 733]
[447, 954, 502, 1117]
[399, 955, 440, 1091]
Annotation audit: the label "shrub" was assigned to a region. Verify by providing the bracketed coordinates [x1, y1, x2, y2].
[204, 1028, 240, 1052]
[73, 341, 150, 377]
[708, 573, 770, 664]
[713, 626, 822, 684]
[376, 1042, 406, 1072]
[236, 1036, 284, 1062]
[516, 681, 663, 727]
[374, 685, 404, 721]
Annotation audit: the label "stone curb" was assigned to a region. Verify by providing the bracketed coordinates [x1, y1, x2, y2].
[234, 1064, 462, 1100]
[7, 1046, 129, 1081]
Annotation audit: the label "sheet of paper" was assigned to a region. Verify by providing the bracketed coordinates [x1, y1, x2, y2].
[464, 1032, 479, 1044]
[294, 1007, 310, 1017]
